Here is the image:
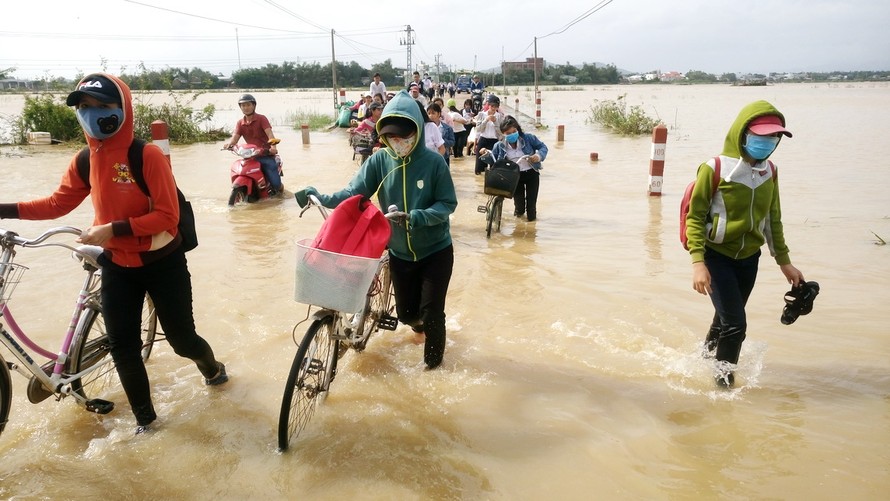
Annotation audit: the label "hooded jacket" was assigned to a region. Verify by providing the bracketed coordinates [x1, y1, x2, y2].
[2, 73, 181, 267]
[312, 90, 457, 262]
[685, 100, 790, 265]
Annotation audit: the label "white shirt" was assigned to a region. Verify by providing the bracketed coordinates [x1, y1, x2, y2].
[424, 122, 444, 152]
[475, 110, 504, 140]
[448, 111, 466, 133]
[369, 81, 387, 101]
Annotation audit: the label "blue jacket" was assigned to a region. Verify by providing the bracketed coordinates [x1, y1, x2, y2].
[312, 90, 457, 262]
[483, 132, 549, 170]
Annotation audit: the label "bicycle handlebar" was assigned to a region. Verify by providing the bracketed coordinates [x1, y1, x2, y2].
[1, 226, 82, 247]
[298, 193, 329, 220]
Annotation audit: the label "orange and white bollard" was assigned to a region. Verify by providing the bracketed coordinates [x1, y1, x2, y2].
[590, 152, 599, 161]
[338, 89, 346, 107]
[514, 98, 519, 116]
[534, 90, 542, 125]
[648, 124, 668, 196]
[557, 124, 565, 142]
[150, 120, 171, 167]
[301, 124, 310, 145]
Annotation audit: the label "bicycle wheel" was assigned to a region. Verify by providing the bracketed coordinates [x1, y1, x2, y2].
[278, 315, 338, 451]
[486, 197, 503, 238]
[0, 353, 11, 436]
[352, 258, 394, 352]
[493, 197, 504, 234]
[68, 294, 159, 400]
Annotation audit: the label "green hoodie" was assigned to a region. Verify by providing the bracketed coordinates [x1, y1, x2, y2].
[313, 90, 457, 262]
[685, 100, 791, 265]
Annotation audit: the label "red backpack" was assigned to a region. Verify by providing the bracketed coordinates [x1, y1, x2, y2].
[680, 158, 722, 251]
[312, 194, 391, 258]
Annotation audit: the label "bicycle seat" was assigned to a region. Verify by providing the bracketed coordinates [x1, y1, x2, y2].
[73, 245, 104, 268]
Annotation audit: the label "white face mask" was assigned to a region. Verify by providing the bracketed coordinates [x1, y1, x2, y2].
[387, 134, 416, 157]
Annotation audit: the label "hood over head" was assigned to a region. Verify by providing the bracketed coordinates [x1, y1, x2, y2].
[376, 90, 424, 156]
[69, 72, 134, 150]
[722, 100, 788, 158]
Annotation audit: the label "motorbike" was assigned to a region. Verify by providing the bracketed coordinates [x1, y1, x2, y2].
[226, 138, 283, 206]
[471, 89, 484, 114]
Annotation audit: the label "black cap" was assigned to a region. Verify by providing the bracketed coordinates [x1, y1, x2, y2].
[369, 102, 384, 111]
[486, 94, 500, 105]
[66, 74, 121, 106]
[378, 117, 414, 137]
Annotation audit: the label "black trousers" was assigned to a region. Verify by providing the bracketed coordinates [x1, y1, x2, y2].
[389, 244, 454, 367]
[100, 247, 219, 425]
[513, 169, 541, 220]
[453, 130, 469, 158]
[705, 248, 760, 365]
[475, 137, 499, 174]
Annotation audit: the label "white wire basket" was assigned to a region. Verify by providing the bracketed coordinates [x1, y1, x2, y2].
[294, 239, 382, 313]
[0, 263, 27, 307]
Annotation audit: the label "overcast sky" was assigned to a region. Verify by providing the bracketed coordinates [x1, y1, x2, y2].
[2, 0, 888, 80]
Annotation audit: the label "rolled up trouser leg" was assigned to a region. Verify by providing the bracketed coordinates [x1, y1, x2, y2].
[423, 318, 446, 369]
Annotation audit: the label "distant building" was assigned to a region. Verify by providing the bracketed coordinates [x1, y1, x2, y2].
[0, 79, 35, 90]
[504, 58, 545, 72]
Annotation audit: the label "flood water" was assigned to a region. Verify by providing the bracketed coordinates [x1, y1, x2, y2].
[0, 83, 888, 500]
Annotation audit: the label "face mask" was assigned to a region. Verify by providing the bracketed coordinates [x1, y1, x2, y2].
[387, 134, 416, 158]
[76, 108, 124, 140]
[743, 133, 780, 160]
[505, 131, 520, 143]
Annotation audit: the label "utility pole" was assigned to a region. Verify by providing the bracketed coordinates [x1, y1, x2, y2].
[235, 28, 241, 69]
[400, 25, 415, 86]
[434, 53, 442, 84]
[502, 46, 506, 94]
[331, 29, 338, 115]
[533, 37, 540, 126]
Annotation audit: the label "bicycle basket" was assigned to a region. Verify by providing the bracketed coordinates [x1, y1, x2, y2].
[484, 159, 520, 198]
[0, 263, 27, 307]
[294, 239, 381, 312]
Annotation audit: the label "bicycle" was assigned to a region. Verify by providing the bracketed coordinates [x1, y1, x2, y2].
[278, 194, 398, 451]
[0, 226, 159, 438]
[476, 155, 523, 238]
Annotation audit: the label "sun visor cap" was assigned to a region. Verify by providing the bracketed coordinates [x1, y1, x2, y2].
[747, 115, 792, 137]
[66, 74, 121, 106]
[378, 117, 415, 137]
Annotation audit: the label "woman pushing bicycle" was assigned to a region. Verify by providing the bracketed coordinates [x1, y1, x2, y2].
[0, 73, 228, 434]
[479, 115, 549, 222]
[295, 89, 458, 370]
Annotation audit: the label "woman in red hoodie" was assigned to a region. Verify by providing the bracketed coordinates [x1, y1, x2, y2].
[0, 73, 228, 434]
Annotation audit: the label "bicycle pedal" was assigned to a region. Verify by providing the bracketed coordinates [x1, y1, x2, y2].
[377, 314, 398, 331]
[85, 398, 115, 415]
[477, 205, 488, 213]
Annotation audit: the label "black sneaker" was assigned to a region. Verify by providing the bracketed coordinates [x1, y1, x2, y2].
[135, 424, 152, 435]
[204, 362, 229, 386]
[715, 372, 735, 389]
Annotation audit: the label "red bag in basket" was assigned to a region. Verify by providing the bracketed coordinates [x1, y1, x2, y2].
[312, 194, 391, 258]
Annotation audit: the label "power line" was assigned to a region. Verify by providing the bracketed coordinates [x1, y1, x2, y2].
[122, 0, 314, 33]
[539, 0, 616, 39]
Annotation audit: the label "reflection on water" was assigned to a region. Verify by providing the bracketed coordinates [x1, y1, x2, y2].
[1, 83, 888, 499]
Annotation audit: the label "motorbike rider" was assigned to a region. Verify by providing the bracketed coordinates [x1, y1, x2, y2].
[222, 94, 283, 196]
[470, 74, 485, 93]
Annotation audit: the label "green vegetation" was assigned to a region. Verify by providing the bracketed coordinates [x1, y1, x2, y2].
[287, 109, 334, 131]
[587, 94, 661, 135]
[4, 92, 227, 145]
[10, 94, 81, 144]
[132, 92, 228, 143]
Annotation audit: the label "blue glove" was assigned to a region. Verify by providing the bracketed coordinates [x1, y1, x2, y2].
[294, 186, 320, 208]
